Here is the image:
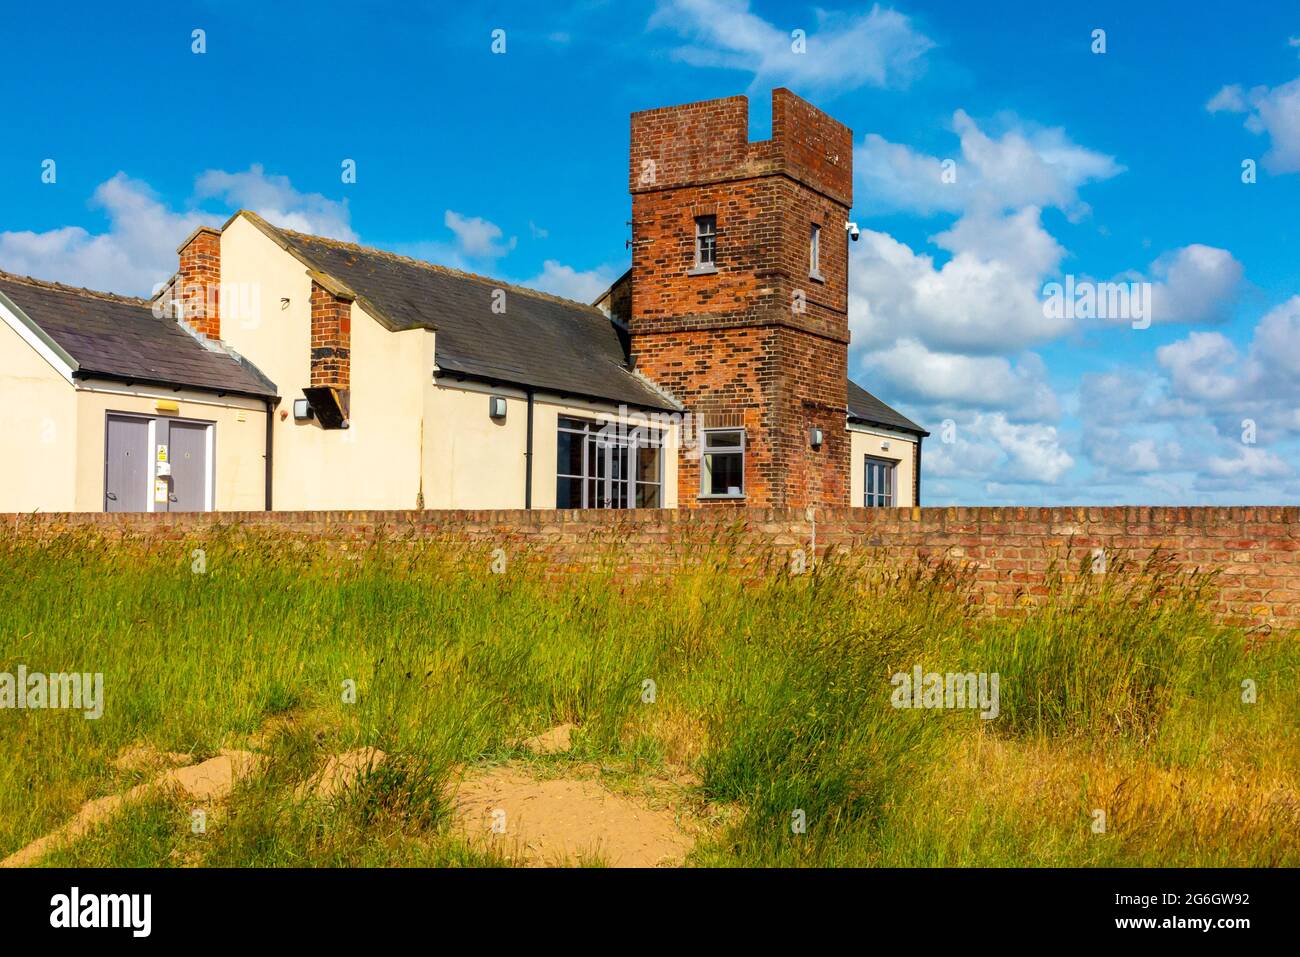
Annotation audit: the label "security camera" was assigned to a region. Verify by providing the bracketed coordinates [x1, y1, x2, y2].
[846, 221, 860, 241]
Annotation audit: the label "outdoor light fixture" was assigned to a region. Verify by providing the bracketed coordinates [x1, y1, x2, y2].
[881, 440, 891, 451]
[809, 427, 824, 449]
[489, 395, 507, 419]
[293, 398, 314, 421]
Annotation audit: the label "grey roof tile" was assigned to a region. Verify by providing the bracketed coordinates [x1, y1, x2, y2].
[0, 271, 277, 398]
[249, 217, 678, 411]
[847, 379, 928, 436]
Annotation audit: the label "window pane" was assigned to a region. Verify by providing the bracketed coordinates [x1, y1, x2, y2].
[696, 216, 716, 265]
[557, 430, 583, 477]
[556, 476, 582, 509]
[636, 483, 661, 508]
[636, 444, 661, 484]
[705, 429, 742, 449]
[865, 458, 897, 508]
[705, 451, 743, 495]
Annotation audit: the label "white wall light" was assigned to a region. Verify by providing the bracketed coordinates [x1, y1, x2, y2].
[489, 395, 507, 419]
[809, 427, 824, 449]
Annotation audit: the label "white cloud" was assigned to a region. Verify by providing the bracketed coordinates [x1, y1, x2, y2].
[850, 206, 1068, 353]
[1206, 445, 1292, 479]
[858, 339, 1059, 421]
[1073, 306, 1300, 499]
[0, 168, 355, 296]
[847, 111, 1263, 503]
[443, 210, 516, 260]
[857, 110, 1123, 217]
[1143, 244, 1244, 325]
[926, 412, 1073, 485]
[393, 211, 520, 272]
[0, 174, 208, 295]
[1207, 75, 1300, 173]
[1206, 84, 1249, 114]
[984, 414, 1074, 483]
[1157, 298, 1300, 416]
[1155, 331, 1242, 402]
[194, 165, 355, 241]
[649, 0, 933, 94]
[519, 260, 620, 304]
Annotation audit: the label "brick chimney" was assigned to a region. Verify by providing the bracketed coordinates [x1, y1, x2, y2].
[628, 89, 853, 509]
[176, 225, 222, 339]
[306, 278, 352, 426]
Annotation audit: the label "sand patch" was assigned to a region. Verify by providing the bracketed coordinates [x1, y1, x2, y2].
[450, 765, 693, 867]
[520, 723, 576, 755]
[295, 748, 386, 800]
[1, 750, 261, 868]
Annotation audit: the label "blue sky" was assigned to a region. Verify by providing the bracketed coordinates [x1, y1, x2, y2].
[2, 0, 1297, 505]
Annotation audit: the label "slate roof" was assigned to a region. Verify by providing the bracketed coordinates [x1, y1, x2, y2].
[238, 213, 678, 411]
[847, 379, 928, 436]
[0, 271, 277, 398]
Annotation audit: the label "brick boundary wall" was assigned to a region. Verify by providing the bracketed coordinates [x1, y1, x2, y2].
[2, 507, 1297, 632]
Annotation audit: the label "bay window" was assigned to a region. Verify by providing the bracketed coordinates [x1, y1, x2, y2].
[557, 417, 664, 509]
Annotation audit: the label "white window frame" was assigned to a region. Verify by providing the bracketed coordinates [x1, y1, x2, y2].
[693, 215, 717, 272]
[700, 428, 745, 499]
[864, 455, 896, 508]
[556, 417, 664, 509]
[809, 222, 822, 280]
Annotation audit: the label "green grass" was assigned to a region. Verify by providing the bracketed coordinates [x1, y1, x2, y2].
[0, 529, 1295, 867]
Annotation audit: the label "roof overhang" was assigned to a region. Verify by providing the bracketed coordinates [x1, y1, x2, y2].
[72, 369, 279, 401]
[847, 416, 929, 439]
[435, 368, 681, 414]
[0, 287, 79, 384]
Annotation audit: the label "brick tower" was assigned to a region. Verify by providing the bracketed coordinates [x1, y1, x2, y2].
[628, 89, 853, 509]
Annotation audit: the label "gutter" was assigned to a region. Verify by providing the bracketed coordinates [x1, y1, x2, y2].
[74, 370, 276, 403]
[914, 437, 922, 508]
[264, 398, 275, 511]
[437, 369, 681, 414]
[525, 388, 535, 509]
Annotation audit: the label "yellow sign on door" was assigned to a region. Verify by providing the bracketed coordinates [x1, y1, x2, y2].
[154, 478, 169, 504]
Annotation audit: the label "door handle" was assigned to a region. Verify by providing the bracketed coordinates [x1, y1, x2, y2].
[106, 492, 117, 501]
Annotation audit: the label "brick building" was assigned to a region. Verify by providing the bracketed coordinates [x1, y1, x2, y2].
[0, 89, 926, 514]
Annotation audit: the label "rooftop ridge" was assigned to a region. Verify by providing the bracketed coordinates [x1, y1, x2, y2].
[0, 268, 154, 308]
[272, 223, 608, 313]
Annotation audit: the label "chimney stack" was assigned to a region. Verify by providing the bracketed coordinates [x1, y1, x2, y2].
[176, 225, 222, 339]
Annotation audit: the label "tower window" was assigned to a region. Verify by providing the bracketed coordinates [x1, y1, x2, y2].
[809, 223, 822, 279]
[694, 215, 717, 270]
[700, 428, 745, 498]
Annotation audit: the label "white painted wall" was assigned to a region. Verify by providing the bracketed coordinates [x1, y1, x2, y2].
[0, 312, 77, 511]
[849, 424, 918, 508]
[219, 215, 431, 510]
[422, 377, 679, 509]
[73, 381, 267, 512]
